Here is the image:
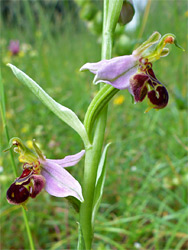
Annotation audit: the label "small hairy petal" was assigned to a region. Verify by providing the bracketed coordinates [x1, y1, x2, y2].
[20, 168, 32, 178]
[147, 85, 169, 109]
[15, 168, 33, 185]
[41, 160, 84, 202]
[130, 74, 149, 102]
[46, 150, 85, 168]
[7, 182, 30, 205]
[30, 175, 45, 198]
[146, 66, 157, 80]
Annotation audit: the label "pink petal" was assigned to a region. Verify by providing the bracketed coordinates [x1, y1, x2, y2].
[41, 160, 84, 202]
[80, 60, 108, 74]
[80, 55, 138, 90]
[95, 66, 137, 90]
[46, 150, 85, 168]
[94, 55, 138, 83]
[9, 40, 20, 55]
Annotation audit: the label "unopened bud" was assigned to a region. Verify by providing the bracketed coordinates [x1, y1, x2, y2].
[118, 0, 135, 25]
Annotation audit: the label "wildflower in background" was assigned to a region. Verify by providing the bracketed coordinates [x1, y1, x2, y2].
[6, 110, 14, 119]
[3, 40, 22, 64]
[21, 125, 29, 134]
[113, 95, 125, 105]
[6, 138, 85, 206]
[0, 157, 3, 173]
[21, 43, 32, 53]
[131, 166, 137, 172]
[9, 40, 20, 55]
[5, 41, 36, 64]
[134, 242, 142, 249]
[81, 32, 183, 112]
[26, 140, 33, 149]
[21, 43, 38, 58]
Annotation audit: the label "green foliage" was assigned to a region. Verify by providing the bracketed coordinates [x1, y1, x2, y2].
[92, 143, 111, 225]
[1, 0, 187, 249]
[77, 222, 86, 250]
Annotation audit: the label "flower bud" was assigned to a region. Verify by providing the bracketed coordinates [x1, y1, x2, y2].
[118, 0, 135, 25]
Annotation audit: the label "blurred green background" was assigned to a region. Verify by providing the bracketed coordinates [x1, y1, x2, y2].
[0, 0, 188, 249]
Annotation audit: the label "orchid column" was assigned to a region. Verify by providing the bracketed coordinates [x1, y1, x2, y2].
[79, 1, 123, 249]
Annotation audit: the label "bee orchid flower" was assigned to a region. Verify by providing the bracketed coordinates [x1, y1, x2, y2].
[80, 32, 183, 112]
[6, 138, 85, 206]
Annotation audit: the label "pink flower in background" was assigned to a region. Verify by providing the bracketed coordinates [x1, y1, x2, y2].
[9, 40, 20, 55]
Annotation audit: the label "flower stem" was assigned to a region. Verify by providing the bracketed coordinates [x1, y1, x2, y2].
[79, 126, 107, 249]
[0, 71, 35, 250]
[22, 207, 35, 250]
[79, 0, 123, 249]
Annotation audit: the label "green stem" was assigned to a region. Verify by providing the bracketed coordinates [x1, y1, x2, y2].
[0, 71, 35, 250]
[22, 208, 35, 250]
[79, 122, 107, 249]
[79, 0, 123, 248]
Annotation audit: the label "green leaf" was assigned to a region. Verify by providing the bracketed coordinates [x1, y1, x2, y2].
[66, 196, 81, 213]
[7, 64, 90, 147]
[77, 222, 86, 250]
[92, 143, 111, 224]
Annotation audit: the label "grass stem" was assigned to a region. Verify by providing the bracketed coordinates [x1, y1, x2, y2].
[0, 71, 35, 250]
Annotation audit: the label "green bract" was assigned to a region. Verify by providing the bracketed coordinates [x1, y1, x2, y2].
[92, 143, 111, 225]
